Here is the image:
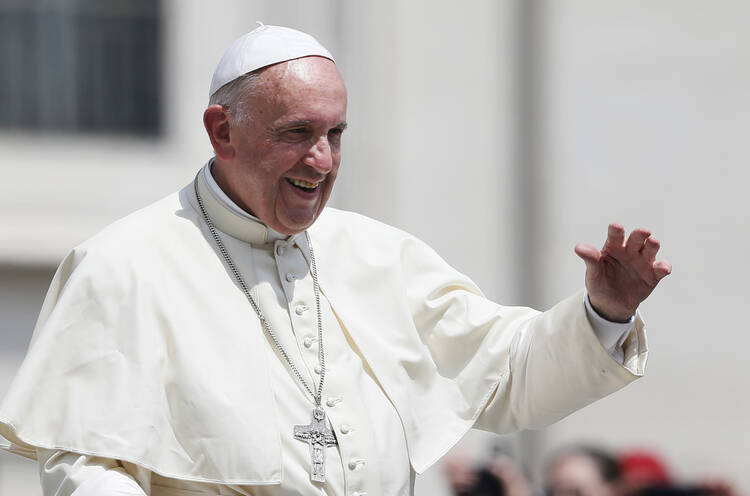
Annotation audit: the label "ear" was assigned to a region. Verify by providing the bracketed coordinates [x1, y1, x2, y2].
[204, 105, 235, 160]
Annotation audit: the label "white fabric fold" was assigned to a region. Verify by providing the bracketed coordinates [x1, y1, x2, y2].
[37, 448, 145, 496]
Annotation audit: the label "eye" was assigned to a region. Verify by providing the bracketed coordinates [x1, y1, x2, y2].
[280, 127, 311, 142]
[328, 127, 345, 144]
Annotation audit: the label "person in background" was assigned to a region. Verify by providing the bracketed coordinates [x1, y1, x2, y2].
[445, 445, 533, 496]
[544, 446, 623, 496]
[619, 450, 740, 496]
[619, 450, 672, 495]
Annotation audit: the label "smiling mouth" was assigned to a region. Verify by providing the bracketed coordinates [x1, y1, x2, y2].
[286, 178, 319, 193]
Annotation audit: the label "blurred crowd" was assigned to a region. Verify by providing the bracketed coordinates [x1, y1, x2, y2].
[444, 443, 742, 496]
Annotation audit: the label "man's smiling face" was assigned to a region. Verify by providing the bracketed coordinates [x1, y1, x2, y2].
[220, 56, 347, 235]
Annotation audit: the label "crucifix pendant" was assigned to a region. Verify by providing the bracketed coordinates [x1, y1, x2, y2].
[293, 406, 338, 482]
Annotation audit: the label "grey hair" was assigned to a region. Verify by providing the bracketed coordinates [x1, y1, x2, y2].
[208, 71, 261, 125]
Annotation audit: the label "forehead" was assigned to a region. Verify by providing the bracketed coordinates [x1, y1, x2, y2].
[250, 57, 347, 122]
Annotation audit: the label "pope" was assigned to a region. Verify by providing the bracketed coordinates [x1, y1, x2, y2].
[0, 24, 670, 496]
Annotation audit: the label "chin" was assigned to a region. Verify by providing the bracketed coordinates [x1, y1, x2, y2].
[276, 214, 318, 235]
[273, 199, 327, 234]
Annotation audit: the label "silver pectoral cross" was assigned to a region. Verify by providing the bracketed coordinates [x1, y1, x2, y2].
[293, 406, 338, 482]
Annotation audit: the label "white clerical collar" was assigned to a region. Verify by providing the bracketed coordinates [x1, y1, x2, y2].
[195, 159, 299, 246]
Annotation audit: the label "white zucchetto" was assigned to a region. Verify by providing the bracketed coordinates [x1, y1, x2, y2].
[209, 23, 335, 97]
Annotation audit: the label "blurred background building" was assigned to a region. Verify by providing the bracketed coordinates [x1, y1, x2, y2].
[0, 0, 748, 494]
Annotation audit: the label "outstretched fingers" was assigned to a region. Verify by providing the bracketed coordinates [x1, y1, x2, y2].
[579, 223, 672, 282]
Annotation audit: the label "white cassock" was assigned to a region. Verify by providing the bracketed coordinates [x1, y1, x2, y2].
[0, 161, 646, 496]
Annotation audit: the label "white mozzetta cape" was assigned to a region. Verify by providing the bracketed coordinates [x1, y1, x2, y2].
[0, 178, 647, 484]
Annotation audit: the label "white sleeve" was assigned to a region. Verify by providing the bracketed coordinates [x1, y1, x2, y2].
[37, 448, 147, 496]
[583, 292, 635, 364]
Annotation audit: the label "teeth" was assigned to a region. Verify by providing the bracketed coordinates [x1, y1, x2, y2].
[289, 178, 318, 189]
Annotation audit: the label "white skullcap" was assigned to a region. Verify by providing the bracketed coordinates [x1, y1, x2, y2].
[209, 22, 335, 97]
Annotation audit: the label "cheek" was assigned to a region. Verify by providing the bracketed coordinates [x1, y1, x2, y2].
[255, 157, 290, 184]
[264, 148, 305, 174]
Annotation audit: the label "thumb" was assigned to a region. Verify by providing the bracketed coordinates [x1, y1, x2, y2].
[574, 243, 601, 267]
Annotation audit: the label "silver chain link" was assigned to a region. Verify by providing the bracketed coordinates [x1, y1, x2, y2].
[194, 178, 327, 406]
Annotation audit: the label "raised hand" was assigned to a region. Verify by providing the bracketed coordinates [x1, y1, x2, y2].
[574, 223, 672, 322]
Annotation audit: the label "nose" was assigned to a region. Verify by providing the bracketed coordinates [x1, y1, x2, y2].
[302, 136, 333, 173]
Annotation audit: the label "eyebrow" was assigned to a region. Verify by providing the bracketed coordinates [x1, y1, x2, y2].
[278, 120, 348, 130]
[281, 120, 312, 129]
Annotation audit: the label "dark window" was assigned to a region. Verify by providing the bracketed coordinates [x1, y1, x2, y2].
[0, 0, 162, 135]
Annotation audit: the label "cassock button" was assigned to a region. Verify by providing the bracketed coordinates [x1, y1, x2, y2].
[326, 397, 341, 407]
[275, 245, 285, 256]
[340, 424, 352, 434]
[295, 305, 307, 315]
[348, 458, 365, 470]
[314, 364, 322, 374]
[303, 337, 314, 348]
[285, 272, 296, 282]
